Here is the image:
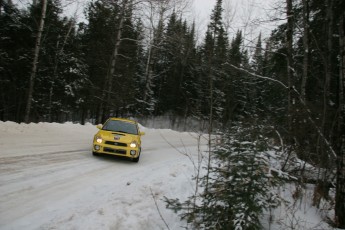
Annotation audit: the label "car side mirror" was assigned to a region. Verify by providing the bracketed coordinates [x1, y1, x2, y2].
[96, 124, 103, 129]
[139, 131, 145, 136]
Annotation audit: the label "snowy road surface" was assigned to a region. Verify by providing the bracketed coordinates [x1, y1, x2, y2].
[0, 122, 207, 230]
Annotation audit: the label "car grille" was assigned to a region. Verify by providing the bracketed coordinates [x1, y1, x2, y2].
[104, 147, 126, 155]
[105, 141, 127, 147]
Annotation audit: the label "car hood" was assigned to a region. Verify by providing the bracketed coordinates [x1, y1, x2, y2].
[96, 130, 138, 143]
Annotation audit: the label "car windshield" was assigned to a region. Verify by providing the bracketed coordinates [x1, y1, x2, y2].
[102, 120, 138, 135]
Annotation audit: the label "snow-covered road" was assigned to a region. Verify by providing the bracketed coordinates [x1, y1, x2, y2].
[0, 122, 207, 230]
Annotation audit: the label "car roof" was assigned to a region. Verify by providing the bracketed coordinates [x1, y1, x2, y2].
[108, 117, 137, 124]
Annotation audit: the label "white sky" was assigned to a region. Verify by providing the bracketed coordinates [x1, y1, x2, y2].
[191, 0, 280, 45]
[11, 0, 281, 47]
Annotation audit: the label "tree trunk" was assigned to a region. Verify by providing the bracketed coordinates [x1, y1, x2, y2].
[335, 10, 345, 229]
[286, 0, 294, 143]
[143, 42, 153, 104]
[205, 67, 213, 193]
[105, 4, 126, 114]
[24, 0, 47, 123]
[319, 0, 333, 154]
[301, 0, 309, 102]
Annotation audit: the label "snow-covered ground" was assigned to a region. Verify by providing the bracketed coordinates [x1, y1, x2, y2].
[0, 121, 208, 230]
[0, 121, 335, 229]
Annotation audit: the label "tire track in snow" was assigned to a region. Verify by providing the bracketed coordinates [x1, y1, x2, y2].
[0, 126, 207, 230]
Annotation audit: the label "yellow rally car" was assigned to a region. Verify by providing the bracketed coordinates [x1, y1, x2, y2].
[92, 118, 144, 162]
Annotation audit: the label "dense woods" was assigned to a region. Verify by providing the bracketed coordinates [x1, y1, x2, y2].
[1, 0, 344, 228]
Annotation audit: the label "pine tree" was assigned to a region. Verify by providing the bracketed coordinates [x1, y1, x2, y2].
[223, 30, 247, 123]
[0, 2, 32, 121]
[248, 33, 265, 116]
[252, 33, 263, 75]
[199, 0, 228, 123]
[26, 0, 87, 122]
[165, 123, 286, 229]
[156, 12, 197, 119]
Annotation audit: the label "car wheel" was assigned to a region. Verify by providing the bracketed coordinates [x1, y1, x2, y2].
[132, 154, 140, 162]
[92, 151, 99, 156]
[132, 149, 141, 163]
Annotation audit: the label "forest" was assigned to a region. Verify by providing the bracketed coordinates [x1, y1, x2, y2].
[0, 0, 344, 228]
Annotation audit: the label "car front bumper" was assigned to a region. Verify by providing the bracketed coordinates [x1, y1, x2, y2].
[93, 143, 139, 158]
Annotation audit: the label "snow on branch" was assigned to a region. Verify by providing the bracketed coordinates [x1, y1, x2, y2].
[226, 63, 337, 159]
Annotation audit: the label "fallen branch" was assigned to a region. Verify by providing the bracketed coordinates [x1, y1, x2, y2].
[150, 187, 170, 230]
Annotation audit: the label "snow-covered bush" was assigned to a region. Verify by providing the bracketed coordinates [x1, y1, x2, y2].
[166, 124, 289, 229]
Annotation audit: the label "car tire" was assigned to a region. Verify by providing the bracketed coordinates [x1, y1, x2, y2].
[132, 154, 140, 162]
[132, 149, 141, 163]
[92, 151, 99, 156]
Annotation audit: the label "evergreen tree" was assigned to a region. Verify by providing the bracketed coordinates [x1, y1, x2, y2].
[84, 0, 119, 122]
[262, 0, 345, 225]
[27, 0, 89, 122]
[0, 0, 86, 122]
[166, 123, 286, 229]
[252, 33, 263, 75]
[198, 0, 228, 123]
[248, 33, 265, 117]
[111, 1, 143, 117]
[223, 30, 247, 123]
[84, 0, 143, 121]
[157, 12, 197, 118]
[0, 3, 32, 121]
[49, 18, 89, 122]
[179, 21, 199, 119]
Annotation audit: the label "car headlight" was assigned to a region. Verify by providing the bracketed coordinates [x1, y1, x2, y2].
[130, 141, 137, 148]
[96, 136, 103, 143]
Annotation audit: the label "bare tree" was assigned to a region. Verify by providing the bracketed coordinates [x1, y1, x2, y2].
[24, 0, 47, 123]
[222, 0, 236, 36]
[48, 19, 76, 122]
[141, 0, 166, 113]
